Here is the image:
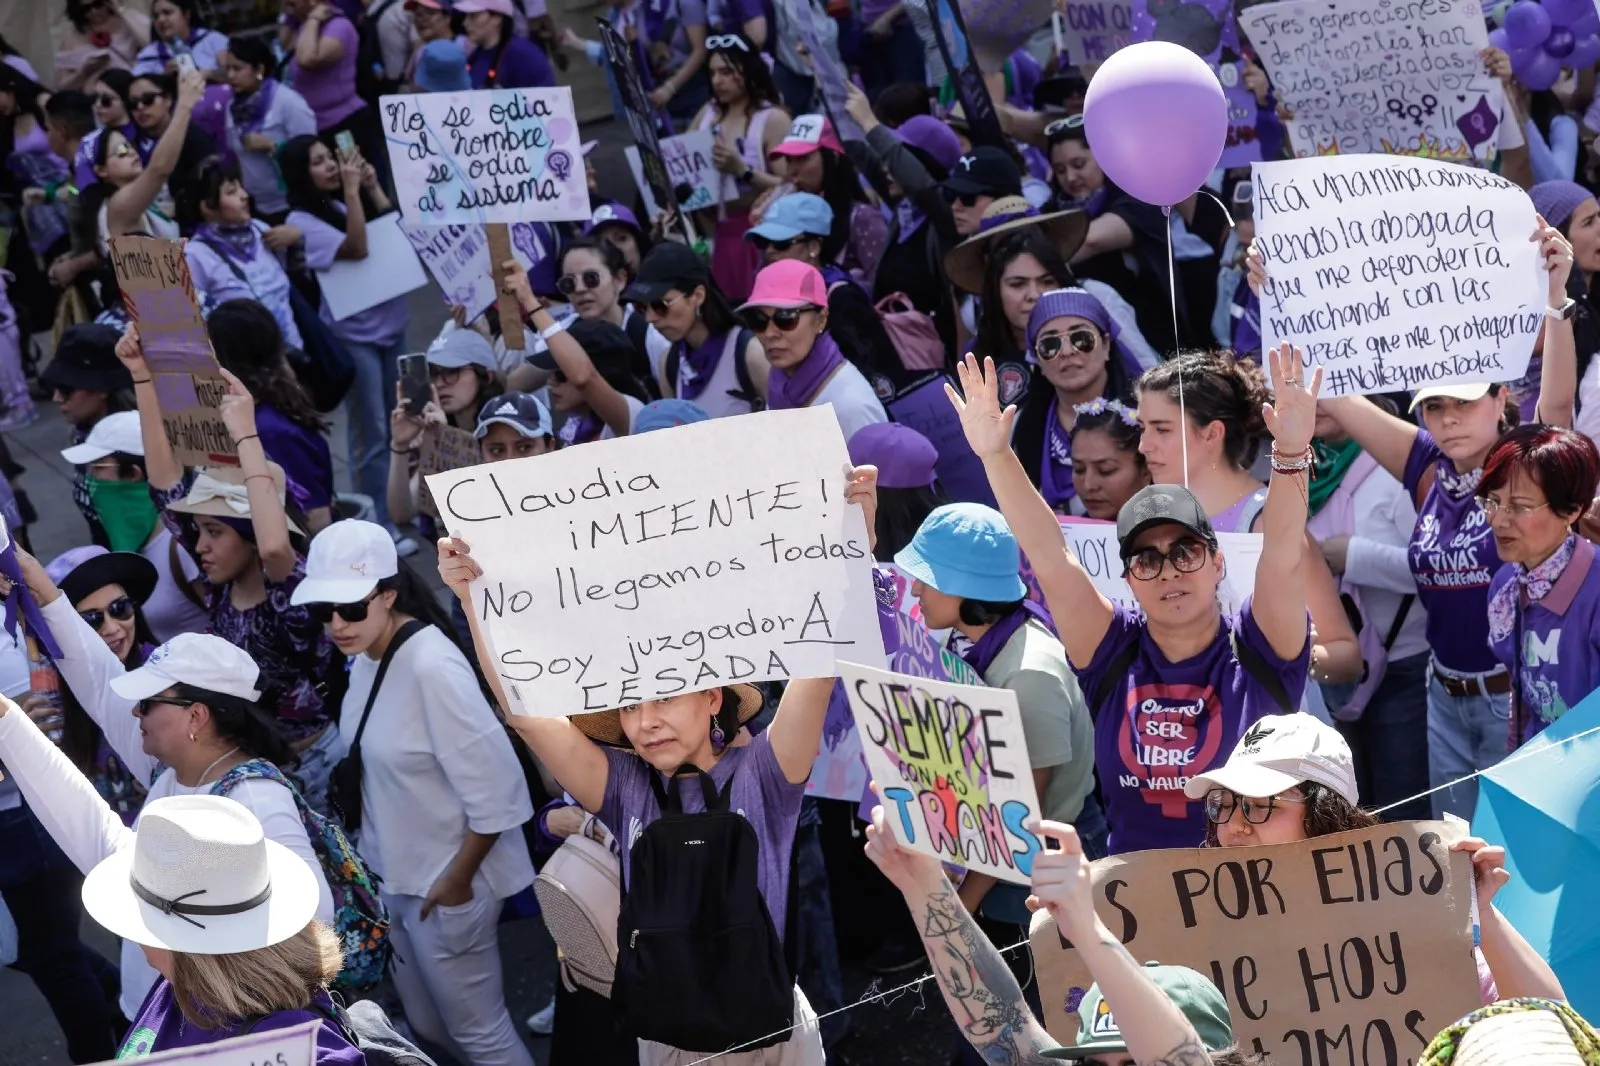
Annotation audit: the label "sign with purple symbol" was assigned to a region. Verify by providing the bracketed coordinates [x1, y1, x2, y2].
[1130, 0, 1260, 167]
[1238, 0, 1503, 164]
[379, 88, 591, 225]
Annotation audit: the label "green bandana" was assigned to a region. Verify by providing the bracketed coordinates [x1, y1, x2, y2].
[1307, 437, 1362, 518]
[88, 477, 159, 553]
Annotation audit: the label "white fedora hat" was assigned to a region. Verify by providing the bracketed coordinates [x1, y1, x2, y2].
[81, 795, 320, 955]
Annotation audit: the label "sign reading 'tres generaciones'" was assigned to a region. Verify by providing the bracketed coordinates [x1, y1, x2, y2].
[424, 407, 886, 717]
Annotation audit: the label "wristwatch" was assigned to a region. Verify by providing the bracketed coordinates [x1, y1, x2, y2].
[1545, 297, 1578, 321]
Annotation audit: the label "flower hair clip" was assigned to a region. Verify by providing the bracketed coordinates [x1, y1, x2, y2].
[1071, 397, 1140, 429]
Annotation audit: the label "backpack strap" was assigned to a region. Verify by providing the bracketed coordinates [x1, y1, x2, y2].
[1091, 641, 1142, 713]
[729, 328, 761, 409]
[213, 757, 291, 797]
[1228, 628, 1296, 715]
[1381, 595, 1415, 652]
[648, 764, 724, 814]
[345, 619, 428, 758]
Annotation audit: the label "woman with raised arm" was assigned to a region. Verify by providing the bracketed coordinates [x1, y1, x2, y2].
[949, 347, 1318, 854]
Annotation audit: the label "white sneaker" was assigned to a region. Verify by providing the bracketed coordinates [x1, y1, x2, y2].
[524, 1000, 556, 1036]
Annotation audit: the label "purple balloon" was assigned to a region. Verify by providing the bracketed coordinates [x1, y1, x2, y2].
[1570, 33, 1600, 68]
[1572, 7, 1600, 37]
[1083, 41, 1227, 208]
[1520, 46, 1564, 88]
[1547, 25, 1577, 56]
[1540, 0, 1591, 27]
[1506, 0, 1554, 49]
[1490, 25, 1511, 50]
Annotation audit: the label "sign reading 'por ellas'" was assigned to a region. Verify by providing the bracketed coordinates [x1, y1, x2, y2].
[1031, 821, 1482, 1066]
[1253, 154, 1543, 397]
[424, 407, 885, 717]
[380, 87, 590, 224]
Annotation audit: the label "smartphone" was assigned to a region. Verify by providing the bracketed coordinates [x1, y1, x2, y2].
[398, 353, 431, 416]
[174, 53, 197, 76]
[335, 130, 357, 157]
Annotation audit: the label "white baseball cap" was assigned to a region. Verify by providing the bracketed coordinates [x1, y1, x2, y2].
[61, 411, 145, 465]
[109, 632, 264, 703]
[1408, 382, 1493, 412]
[290, 519, 398, 606]
[1183, 712, 1358, 805]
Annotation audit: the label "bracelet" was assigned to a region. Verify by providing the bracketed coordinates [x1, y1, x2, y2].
[232, 434, 259, 446]
[390, 445, 411, 454]
[243, 473, 274, 484]
[1269, 446, 1314, 474]
[539, 318, 567, 341]
[132, 377, 151, 385]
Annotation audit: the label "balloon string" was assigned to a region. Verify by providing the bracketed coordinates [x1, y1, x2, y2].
[1164, 206, 1189, 490]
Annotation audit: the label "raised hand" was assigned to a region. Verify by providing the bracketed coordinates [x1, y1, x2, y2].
[1261, 342, 1321, 456]
[1451, 836, 1512, 914]
[1245, 242, 1266, 297]
[863, 788, 945, 896]
[1026, 821, 1098, 944]
[437, 536, 482, 605]
[945, 353, 1018, 460]
[845, 464, 878, 552]
[215, 367, 257, 444]
[1533, 214, 1575, 306]
[114, 324, 149, 377]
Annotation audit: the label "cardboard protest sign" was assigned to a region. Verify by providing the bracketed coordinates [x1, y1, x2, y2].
[317, 214, 429, 321]
[1031, 822, 1481, 1064]
[380, 88, 589, 225]
[838, 659, 1042, 883]
[1253, 155, 1543, 397]
[399, 219, 547, 322]
[887, 377, 997, 508]
[108, 236, 236, 467]
[1131, 0, 1259, 167]
[106, 1019, 319, 1066]
[598, 19, 675, 218]
[416, 424, 482, 519]
[1058, 0, 1133, 65]
[1238, 0, 1502, 162]
[781, 0, 865, 142]
[625, 130, 725, 218]
[424, 407, 885, 716]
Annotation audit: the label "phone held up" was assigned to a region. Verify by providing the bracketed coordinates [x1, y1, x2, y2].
[398, 353, 432, 417]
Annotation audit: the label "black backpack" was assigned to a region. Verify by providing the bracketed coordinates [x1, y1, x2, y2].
[355, 0, 402, 104]
[613, 766, 793, 1053]
[249, 998, 434, 1066]
[665, 328, 764, 412]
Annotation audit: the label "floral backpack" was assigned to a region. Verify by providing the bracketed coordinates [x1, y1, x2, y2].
[213, 759, 391, 991]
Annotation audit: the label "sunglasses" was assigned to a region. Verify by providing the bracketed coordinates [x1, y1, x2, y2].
[742, 306, 814, 332]
[557, 269, 604, 295]
[1124, 536, 1210, 581]
[944, 189, 983, 207]
[308, 591, 380, 626]
[129, 91, 166, 111]
[107, 142, 135, 159]
[632, 294, 681, 317]
[706, 34, 750, 50]
[79, 596, 135, 631]
[1044, 114, 1086, 141]
[1035, 329, 1100, 361]
[750, 235, 802, 253]
[1204, 788, 1305, 826]
[95, 93, 121, 108]
[136, 694, 193, 717]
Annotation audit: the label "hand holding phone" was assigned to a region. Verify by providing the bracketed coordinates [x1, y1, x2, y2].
[398, 353, 432, 417]
[335, 130, 357, 157]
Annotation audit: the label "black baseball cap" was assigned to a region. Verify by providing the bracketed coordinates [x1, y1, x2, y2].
[943, 146, 1024, 199]
[620, 241, 710, 304]
[1115, 485, 1217, 560]
[41, 324, 133, 395]
[531, 317, 650, 391]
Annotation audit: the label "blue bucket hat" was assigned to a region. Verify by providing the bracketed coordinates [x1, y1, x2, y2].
[635, 399, 710, 433]
[894, 503, 1027, 602]
[414, 39, 471, 94]
[747, 192, 833, 243]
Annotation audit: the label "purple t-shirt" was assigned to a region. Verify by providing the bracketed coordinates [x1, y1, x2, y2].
[256, 403, 334, 511]
[116, 981, 361, 1065]
[599, 732, 803, 941]
[1403, 430, 1502, 673]
[467, 35, 557, 90]
[287, 15, 363, 129]
[290, 205, 410, 347]
[1488, 536, 1600, 744]
[1073, 598, 1310, 854]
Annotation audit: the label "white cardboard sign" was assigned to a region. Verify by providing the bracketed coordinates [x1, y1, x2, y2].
[317, 214, 429, 321]
[105, 1021, 319, 1066]
[625, 129, 725, 218]
[1253, 154, 1543, 396]
[424, 407, 886, 716]
[398, 219, 546, 321]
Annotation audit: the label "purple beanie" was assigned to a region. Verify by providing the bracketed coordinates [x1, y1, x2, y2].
[894, 116, 963, 176]
[848, 423, 938, 489]
[1027, 287, 1115, 351]
[1530, 180, 1595, 229]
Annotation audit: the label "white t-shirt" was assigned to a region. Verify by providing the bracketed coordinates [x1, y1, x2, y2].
[139, 525, 210, 642]
[811, 362, 888, 441]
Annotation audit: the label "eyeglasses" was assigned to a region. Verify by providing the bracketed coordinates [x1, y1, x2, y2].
[742, 306, 814, 332]
[79, 596, 135, 631]
[1035, 328, 1100, 361]
[557, 269, 605, 295]
[706, 34, 750, 51]
[1124, 536, 1210, 581]
[751, 235, 803, 253]
[632, 294, 681, 317]
[430, 364, 466, 384]
[1204, 788, 1305, 826]
[95, 93, 121, 108]
[135, 694, 193, 717]
[308, 591, 380, 626]
[129, 91, 166, 111]
[1478, 495, 1551, 521]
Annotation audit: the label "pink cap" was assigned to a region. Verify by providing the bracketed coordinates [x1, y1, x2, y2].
[452, 0, 515, 14]
[738, 259, 829, 310]
[768, 114, 844, 160]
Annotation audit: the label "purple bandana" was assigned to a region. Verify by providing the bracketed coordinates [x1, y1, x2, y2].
[675, 332, 727, 401]
[894, 198, 927, 244]
[1038, 395, 1074, 511]
[194, 222, 260, 265]
[766, 331, 846, 410]
[977, 202, 1038, 234]
[229, 78, 280, 135]
[1488, 532, 1578, 646]
[958, 600, 1051, 675]
[0, 539, 61, 659]
[559, 411, 605, 445]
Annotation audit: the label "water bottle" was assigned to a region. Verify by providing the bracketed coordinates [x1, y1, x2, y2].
[24, 633, 64, 744]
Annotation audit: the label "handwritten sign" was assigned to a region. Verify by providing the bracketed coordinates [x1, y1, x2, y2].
[108, 236, 236, 468]
[1059, 0, 1133, 64]
[1238, 0, 1502, 163]
[1031, 822, 1481, 1065]
[1253, 155, 1543, 396]
[887, 377, 996, 508]
[317, 214, 429, 321]
[839, 659, 1042, 884]
[417, 424, 482, 519]
[424, 407, 885, 716]
[399, 219, 548, 322]
[625, 130, 725, 219]
[598, 19, 674, 218]
[105, 1020, 319, 1066]
[380, 88, 590, 224]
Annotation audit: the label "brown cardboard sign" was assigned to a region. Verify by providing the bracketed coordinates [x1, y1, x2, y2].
[485, 223, 526, 351]
[1030, 821, 1482, 1065]
[416, 424, 482, 518]
[108, 236, 237, 467]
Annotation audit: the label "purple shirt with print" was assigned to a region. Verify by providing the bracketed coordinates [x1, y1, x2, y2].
[116, 982, 362, 1065]
[467, 35, 557, 89]
[1073, 598, 1309, 854]
[290, 206, 410, 347]
[256, 404, 334, 511]
[1488, 536, 1600, 744]
[286, 15, 363, 129]
[599, 731, 803, 941]
[1403, 430, 1502, 673]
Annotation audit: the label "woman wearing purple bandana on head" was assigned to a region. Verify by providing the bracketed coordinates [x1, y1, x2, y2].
[220, 36, 315, 224]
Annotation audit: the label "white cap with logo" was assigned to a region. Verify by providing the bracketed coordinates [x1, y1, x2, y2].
[290, 519, 399, 606]
[1183, 712, 1358, 804]
[61, 411, 145, 464]
[109, 633, 264, 703]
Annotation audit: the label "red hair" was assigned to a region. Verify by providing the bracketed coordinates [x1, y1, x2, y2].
[1479, 424, 1600, 522]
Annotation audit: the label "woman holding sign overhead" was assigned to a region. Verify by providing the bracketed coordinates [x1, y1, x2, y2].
[952, 346, 1319, 855]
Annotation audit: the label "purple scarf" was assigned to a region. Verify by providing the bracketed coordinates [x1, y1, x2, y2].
[229, 78, 279, 135]
[894, 198, 927, 244]
[959, 600, 1051, 675]
[194, 222, 260, 265]
[559, 411, 606, 445]
[1, 540, 61, 659]
[1038, 396, 1074, 511]
[675, 331, 728, 401]
[766, 331, 846, 410]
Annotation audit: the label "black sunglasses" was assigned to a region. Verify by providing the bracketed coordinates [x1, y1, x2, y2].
[1124, 536, 1210, 581]
[631, 294, 680, 317]
[129, 91, 167, 110]
[557, 269, 604, 295]
[308, 591, 380, 626]
[751, 235, 802, 253]
[95, 93, 121, 108]
[135, 694, 193, 717]
[742, 306, 814, 332]
[79, 596, 135, 631]
[1035, 329, 1101, 361]
[944, 189, 983, 207]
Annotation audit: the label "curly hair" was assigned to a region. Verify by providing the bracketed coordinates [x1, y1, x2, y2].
[1136, 350, 1271, 471]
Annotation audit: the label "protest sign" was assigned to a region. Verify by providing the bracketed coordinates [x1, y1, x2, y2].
[107, 1019, 319, 1066]
[781, 0, 865, 142]
[929, 0, 1008, 150]
[838, 659, 1042, 883]
[887, 377, 996, 508]
[416, 424, 482, 519]
[1031, 821, 1481, 1065]
[317, 214, 429, 321]
[380, 88, 590, 225]
[1253, 154, 1543, 397]
[1059, 0, 1133, 64]
[483, 223, 525, 351]
[399, 219, 547, 323]
[1130, 0, 1258, 167]
[598, 19, 675, 219]
[1238, 0, 1502, 163]
[625, 130, 725, 218]
[425, 407, 885, 716]
[108, 236, 236, 467]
